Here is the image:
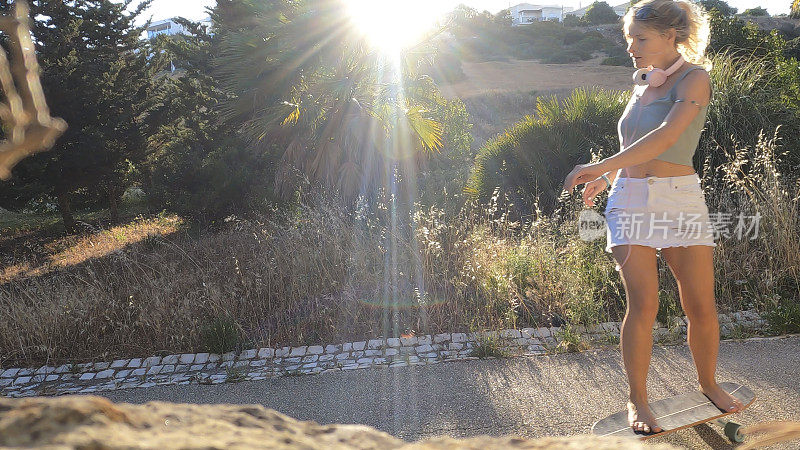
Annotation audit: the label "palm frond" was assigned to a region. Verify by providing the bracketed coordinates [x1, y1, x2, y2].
[402, 104, 444, 154]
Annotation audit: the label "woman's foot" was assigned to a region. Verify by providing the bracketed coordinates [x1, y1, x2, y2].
[627, 399, 663, 434]
[700, 382, 746, 413]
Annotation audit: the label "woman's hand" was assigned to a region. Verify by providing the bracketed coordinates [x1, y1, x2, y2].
[582, 178, 608, 207]
[562, 162, 609, 194]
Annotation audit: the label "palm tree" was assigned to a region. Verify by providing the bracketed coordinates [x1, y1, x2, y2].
[211, 0, 445, 209]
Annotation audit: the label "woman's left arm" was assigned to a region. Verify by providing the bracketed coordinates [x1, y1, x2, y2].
[597, 68, 712, 173]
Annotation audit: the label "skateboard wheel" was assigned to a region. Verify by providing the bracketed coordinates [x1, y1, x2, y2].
[724, 421, 744, 443]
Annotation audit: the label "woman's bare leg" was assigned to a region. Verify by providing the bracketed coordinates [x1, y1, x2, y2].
[661, 245, 745, 413]
[612, 244, 663, 433]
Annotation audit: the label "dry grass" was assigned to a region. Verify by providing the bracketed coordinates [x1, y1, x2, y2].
[462, 90, 543, 149]
[0, 131, 797, 369]
[436, 56, 633, 99]
[0, 190, 580, 368]
[0, 214, 182, 283]
[709, 130, 800, 317]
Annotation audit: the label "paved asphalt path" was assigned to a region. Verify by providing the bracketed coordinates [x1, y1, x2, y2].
[90, 335, 800, 449]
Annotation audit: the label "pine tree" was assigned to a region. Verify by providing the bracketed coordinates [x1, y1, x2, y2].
[143, 16, 279, 223]
[0, 0, 167, 230]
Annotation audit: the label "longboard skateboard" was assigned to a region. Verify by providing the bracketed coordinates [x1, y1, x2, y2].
[591, 382, 755, 443]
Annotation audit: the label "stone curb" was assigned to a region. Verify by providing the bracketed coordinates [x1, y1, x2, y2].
[0, 309, 772, 398]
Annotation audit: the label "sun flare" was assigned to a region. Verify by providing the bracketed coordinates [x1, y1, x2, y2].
[345, 0, 449, 53]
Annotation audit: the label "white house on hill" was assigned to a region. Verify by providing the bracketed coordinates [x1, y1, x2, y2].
[144, 17, 214, 73]
[510, 3, 574, 25]
[146, 17, 213, 40]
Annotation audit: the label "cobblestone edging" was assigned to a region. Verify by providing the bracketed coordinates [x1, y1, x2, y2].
[0, 309, 769, 398]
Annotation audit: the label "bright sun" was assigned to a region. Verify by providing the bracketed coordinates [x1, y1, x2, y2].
[345, 0, 449, 53]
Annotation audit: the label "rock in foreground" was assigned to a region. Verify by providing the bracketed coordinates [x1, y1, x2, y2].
[0, 395, 682, 449]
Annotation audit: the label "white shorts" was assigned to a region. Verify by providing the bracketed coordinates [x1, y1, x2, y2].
[604, 173, 717, 258]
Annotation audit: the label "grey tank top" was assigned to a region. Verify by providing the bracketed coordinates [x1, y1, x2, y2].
[617, 65, 710, 167]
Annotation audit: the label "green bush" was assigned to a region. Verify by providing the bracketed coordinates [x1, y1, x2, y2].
[762, 298, 800, 335]
[707, 9, 787, 59]
[531, 19, 572, 37]
[601, 43, 633, 66]
[416, 93, 474, 212]
[584, 1, 620, 25]
[740, 7, 768, 16]
[786, 36, 800, 61]
[200, 315, 241, 354]
[562, 29, 585, 45]
[465, 51, 800, 220]
[572, 35, 605, 53]
[448, 14, 624, 63]
[146, 137, 281, 225]
[465, 87, 626, 217]
[601, 55, 633, 66]
[562, 14, 584, 27]
[582, 30, 606, 41]
[700, 0, 738, 17]
[543, 52, 583, 63]
[528, 38, 563, 60]
[701, 51, 800, 176]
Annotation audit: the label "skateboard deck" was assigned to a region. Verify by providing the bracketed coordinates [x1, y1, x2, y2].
[591, 382, 755, 441]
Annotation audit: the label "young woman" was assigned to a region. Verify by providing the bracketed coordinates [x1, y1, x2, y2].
[561, 0, 745, 435]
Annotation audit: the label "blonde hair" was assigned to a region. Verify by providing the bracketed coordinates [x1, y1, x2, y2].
[623, 0, 713, 71]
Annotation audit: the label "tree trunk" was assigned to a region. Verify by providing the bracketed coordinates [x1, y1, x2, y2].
[56, 190, 76, 233]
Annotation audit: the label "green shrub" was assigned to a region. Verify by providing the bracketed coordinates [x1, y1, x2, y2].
[603, 44, 630, 58]
[562, 29, 584, 45]
[601, 55, 633, 66]
[416, 93, 474, 212]
[700, 0, 738, 17]
[786, 36, 800, 61]
[707, 9, 787, 59]
[529, 37, 562, 58]
[582, 30, 606, 41]
[701, 51, 800, 176]
[465, 86, 626, 218]
[762, 298, 800, 335]
[542, 51, 583, 63]
[465, 51, 800, 221]
[574, 35, 605, 52]
[584, 1, 620, 25]
[443, 13, 624, 63]
[146, 138, 281, 225]
[200, 315, 241, 354]
[563, 14, 584, 27]
[531, 19, 572, 37]
[740, 7, 768, 16]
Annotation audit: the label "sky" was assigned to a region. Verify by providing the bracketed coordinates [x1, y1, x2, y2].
[128, 0, 791, 25]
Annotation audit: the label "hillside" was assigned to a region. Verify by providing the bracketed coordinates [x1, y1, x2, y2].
[437, 55, 633, 99]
